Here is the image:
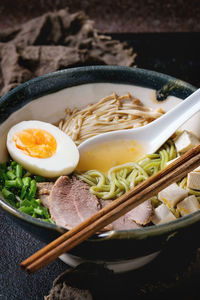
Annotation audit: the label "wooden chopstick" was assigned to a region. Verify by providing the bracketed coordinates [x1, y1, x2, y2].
[20, 144, 200, 273]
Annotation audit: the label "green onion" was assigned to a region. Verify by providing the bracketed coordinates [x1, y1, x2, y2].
[5, 180, 17, 188]
[22, 177, 31, 186]
[2, 188, 16, 207]
[6, 171, 16, 180]
[0, 159, 53, 222]
[29, 198, 37, 208]
[16, 164, 23, 178]
[2, 187, 15, 200]
[20, 177, 31, 199]
[34, 207, 43, 215]
[42, 207, 50, 218]
[11, 161, 17, 169]
[28, 180, 37, 198]
[16, 178, 23, 188]
[20, 186, 27, 199]
[35, 199, 41, 204]
[19, 206, 34, 215]
[21, 199, 32, 207]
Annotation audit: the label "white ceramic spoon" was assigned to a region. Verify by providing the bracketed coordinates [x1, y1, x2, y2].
[78, 88, 200, 155]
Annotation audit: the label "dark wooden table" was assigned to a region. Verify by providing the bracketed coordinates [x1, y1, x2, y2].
[1, 33, 200, 300]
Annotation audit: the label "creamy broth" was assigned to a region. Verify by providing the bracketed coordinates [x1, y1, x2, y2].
[77, 140, 146, 174]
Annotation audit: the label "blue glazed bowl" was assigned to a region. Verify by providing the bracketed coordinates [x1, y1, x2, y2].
[0, 66, 200, 273]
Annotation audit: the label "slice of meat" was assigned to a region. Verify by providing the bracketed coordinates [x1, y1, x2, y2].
[126, 200, 153, 225]
[36, 182, 54, 208]
[112, 215, 141, 230]
[49, 176, 101, 229]
[100, 200, 141, 230]
[49, 175, 150, 231]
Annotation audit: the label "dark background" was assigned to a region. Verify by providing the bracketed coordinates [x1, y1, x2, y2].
[1, 1, 200, 299]
[0, 0, 200, 32]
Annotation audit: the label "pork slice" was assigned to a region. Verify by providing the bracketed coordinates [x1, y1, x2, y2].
[127, 200, 153, 225]
[49, 176, 100, 229]
[112, 215, 141, 230]
[36, 181, 54, 208]
[100, 200, 141, 230]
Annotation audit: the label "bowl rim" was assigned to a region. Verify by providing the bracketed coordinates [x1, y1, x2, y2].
[0, 65, 199, 241]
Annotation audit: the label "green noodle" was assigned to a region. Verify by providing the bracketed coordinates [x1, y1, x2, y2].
[75, 139, 177, 202]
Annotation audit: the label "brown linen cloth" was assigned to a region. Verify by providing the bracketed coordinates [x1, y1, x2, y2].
[0, 8, 136, 98]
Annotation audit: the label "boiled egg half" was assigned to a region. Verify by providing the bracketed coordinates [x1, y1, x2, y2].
[7, 120, 79, 177]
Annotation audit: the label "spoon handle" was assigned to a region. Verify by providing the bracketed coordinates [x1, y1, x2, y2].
[148, 88, 200, 152]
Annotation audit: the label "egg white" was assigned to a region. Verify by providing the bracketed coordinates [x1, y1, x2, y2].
[6, 120, 79, 177]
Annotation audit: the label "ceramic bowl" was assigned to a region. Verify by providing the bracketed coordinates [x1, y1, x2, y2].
[0, 66, 200, 273]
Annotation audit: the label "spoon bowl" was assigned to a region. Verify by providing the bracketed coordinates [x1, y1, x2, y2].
[78, 88, 200, 157]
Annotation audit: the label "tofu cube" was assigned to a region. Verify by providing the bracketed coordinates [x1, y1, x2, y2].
[177, 195, 200, 216]
[174, 130, 199, 154]
[158, 183, 188, 208]
[152, 204, 176, 225]
[187, 172, 200, 190]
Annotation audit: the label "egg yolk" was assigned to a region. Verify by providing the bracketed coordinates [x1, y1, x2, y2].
[13, 129, 57, 158]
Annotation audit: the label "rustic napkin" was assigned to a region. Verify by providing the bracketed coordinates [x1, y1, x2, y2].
[0, 8, 136, 98]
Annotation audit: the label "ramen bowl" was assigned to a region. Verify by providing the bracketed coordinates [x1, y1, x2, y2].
[0, 66, 200, 273]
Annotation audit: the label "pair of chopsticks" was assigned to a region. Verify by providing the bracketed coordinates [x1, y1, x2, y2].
[20, 144, 200, 273]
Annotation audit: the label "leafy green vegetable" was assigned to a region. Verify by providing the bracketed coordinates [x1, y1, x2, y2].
[16, 164, 23, 178]
[0, 160, 53, 222]
[7, 171, 16, 180]
[28, 180, 37, 199]
[2, 187, 15, 201]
